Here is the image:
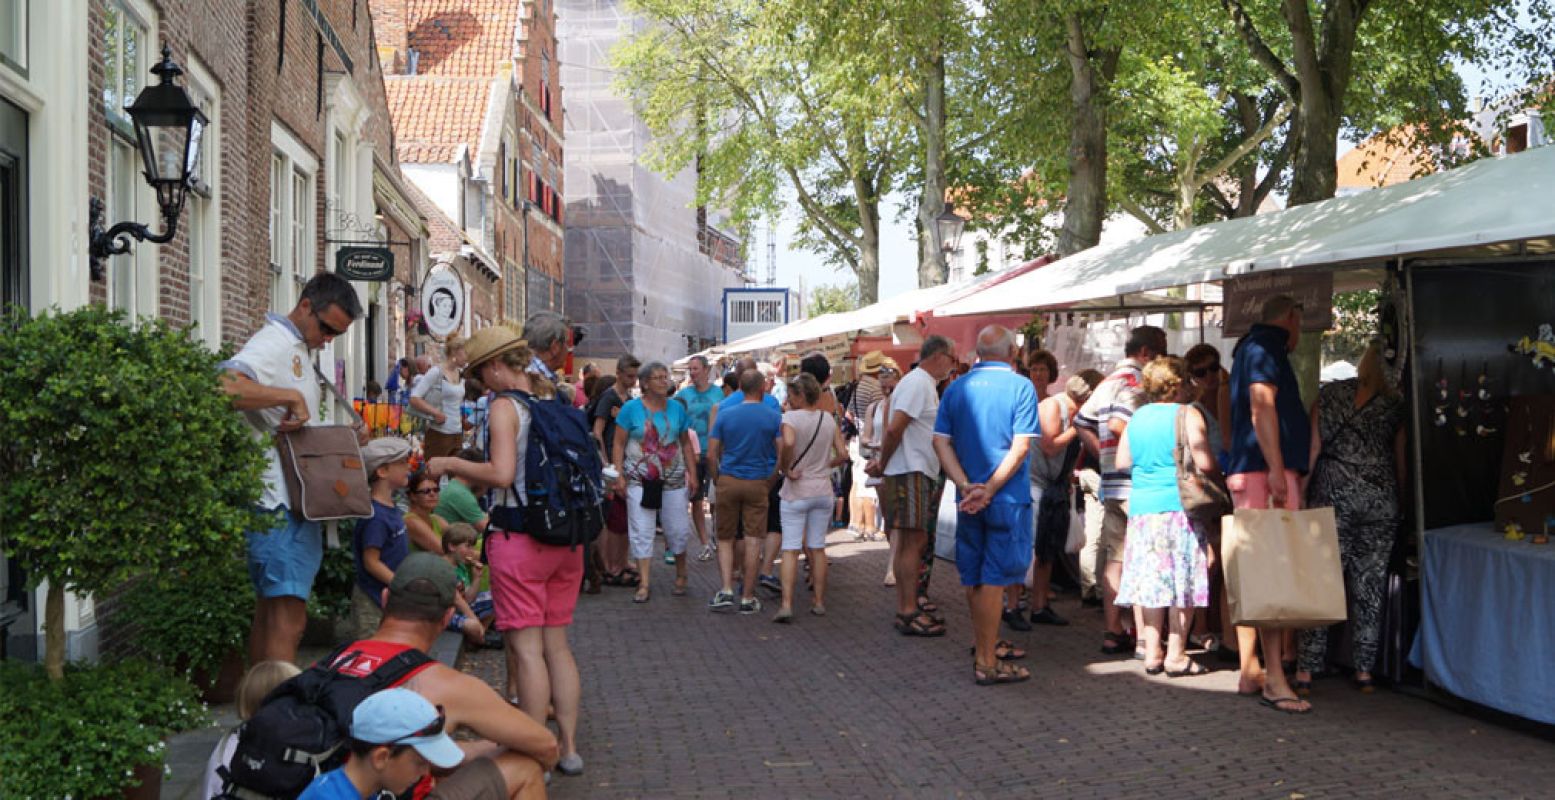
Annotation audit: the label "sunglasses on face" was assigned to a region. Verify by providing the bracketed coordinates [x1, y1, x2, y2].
[411, 487, 440, 496]
[391, 705, 446, 743]
[312, 309, 347, 338]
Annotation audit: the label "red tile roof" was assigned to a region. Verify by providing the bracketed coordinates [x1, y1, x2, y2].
[383, 76, 491, 164]
[375, 0, 522, 78]
[1337, 130, 1435, 190]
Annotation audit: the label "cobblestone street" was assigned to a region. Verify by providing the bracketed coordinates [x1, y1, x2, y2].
[454, 533, 1551, 799]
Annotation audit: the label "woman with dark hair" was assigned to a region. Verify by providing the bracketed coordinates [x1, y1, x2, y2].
[403, 469, 447, 553]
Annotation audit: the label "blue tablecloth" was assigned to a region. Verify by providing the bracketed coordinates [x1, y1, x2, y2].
[1410, 523, 1555, 724]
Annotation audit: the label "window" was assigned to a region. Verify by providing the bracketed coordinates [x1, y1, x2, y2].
[102, 0, 153, 314]
[0, 0, 27, 75]
[730, 299, 754, 324]
[268, 154, 285, 311]
[291, 167, 310, 285]
[331, 130, 348, 219]
[757, 299, 782, 323]
[184, 57, 220, 345]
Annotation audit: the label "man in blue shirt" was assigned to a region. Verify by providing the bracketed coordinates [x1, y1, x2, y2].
[933, 326, 1039, 685]
[1226, 294, 1313, 714]
[675, 355, 723, 561]
[706, 368, 783, 614]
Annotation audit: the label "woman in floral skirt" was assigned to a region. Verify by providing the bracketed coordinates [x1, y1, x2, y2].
[1114, 356, 1221, 677]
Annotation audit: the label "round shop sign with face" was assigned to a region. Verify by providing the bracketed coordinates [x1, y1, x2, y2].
[420, 266, 465, 340]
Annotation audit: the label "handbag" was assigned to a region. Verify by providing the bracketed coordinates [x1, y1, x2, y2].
[1175, 406, 1232, 522]
[275, 362, 373, 521]
[1222, 505, 1348, 628]
[1065, 507, 1085, 554]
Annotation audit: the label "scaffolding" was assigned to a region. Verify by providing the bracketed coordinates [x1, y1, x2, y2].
[558, 0, 747, 363]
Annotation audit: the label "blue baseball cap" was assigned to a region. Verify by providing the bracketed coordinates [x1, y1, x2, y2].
[351, 688, 464, 769]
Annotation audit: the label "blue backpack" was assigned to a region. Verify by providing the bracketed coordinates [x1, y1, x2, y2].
[486, 390, 605, 549]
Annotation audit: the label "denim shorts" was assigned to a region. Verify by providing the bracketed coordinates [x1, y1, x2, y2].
[245, 507, 324, 600]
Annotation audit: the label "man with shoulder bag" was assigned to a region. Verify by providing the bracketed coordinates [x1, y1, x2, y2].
[221, 273, 364, 666]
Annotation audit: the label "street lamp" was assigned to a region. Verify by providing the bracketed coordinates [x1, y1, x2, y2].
[934, 201, 966, 254]
[89, 46, 207, 281]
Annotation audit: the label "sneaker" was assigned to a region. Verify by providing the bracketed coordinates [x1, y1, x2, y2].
[739, 597, 762, 615]
[664, 549, 676, 565]
[1001, 608, 1033, 632]
[758, 574, 783, 596]
[556, 752, 584, 776]
[708, 590, 735, 611]
[1029, 606, 1070, 626]
[697, 544, 715, 562]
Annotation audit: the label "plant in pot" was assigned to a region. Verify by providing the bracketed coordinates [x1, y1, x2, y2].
[0, 306, 270, 796]
[0, 658, 208, 800]
[113, 545, 255, 703]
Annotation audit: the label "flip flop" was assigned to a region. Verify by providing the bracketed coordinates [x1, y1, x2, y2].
[1166, 661, 1211, 678]
[671, 581, 688, 596]
[632, 590, 650, 604]
[1260, 694, 1312, 714]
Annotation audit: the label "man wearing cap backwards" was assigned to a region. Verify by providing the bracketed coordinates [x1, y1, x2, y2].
[341, 553, 557, 798]
[219, 272, 364, 667]
[296, 687, 466, 800]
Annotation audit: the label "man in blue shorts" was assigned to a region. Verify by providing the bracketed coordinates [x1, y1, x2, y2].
[933, 325, 1039, 685]
[220, 273, 363, 666]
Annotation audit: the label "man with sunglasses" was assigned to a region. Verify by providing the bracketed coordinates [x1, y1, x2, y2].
[342, 553, 559, 797]
[221, 272, 363, 667]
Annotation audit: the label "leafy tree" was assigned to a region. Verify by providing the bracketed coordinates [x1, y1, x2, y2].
[0, 306, 268, 679]
[807, 281, 861, 317]
[616, 0, 911, 304]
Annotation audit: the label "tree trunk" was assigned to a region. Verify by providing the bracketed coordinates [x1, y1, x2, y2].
[857, 209, 882, 306]
[44, 581, 64, 681]
[1287, 100, 1340, 206]
[916, 48, 949, 287]
[1056, 14, 1115, 257]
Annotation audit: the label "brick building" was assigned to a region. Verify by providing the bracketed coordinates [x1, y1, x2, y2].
[0, 0, 433, 660]
[371, 0, 565, 323]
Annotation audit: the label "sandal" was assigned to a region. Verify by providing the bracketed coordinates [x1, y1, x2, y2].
[1260, 694, 1312, 714]
[1144, 662, 1165, 676]
[968, 640, 1027, 661]
[632, 589, 650, 604]
[973, 660, 1031, 686]
[894, 611, 947, 637]
[1293, 678, 1312, 696]
[671, 580, 688, 596]
[1166, 660, 1211, 678]
[1100, 631, 1135, 655]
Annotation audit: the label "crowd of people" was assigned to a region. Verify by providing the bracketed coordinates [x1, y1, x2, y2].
[211, 273, 1405, 797]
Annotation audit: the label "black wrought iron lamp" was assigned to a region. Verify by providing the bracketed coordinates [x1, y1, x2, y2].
[88, 46, 207, 281]
[934, 201, 967, 255]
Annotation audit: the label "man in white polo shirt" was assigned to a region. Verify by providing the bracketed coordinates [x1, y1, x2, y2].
[220, 272, 363, 665]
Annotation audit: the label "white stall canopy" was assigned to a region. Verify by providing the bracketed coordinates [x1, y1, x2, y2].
[938, 145, 1555, 318]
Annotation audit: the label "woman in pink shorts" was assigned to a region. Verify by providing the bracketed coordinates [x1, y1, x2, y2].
[427, 328, 586, 777]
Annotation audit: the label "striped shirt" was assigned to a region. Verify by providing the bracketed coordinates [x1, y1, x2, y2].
[1074, 358, 1146, 501]
[847, 376, 881, 425]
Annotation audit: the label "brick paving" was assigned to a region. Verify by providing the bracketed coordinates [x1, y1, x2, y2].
[457, 532, 1554, 799]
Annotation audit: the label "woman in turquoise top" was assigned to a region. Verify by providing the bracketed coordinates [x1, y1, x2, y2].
[1114, 356, 1222, 677]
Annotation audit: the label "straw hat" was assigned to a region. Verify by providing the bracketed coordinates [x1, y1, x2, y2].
[880, 357, 902, 374]
[462, 326, 529, 377]
[859, 350, 886, 375]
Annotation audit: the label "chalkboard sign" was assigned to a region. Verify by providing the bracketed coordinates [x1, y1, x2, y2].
[1223, 271, 1333, 337]
[335, 247, 394, 282]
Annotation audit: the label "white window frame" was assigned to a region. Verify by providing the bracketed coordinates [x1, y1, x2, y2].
[268, 121, 317, 312]
[102, 0, 158, 317]
[182, 55, 219, 347]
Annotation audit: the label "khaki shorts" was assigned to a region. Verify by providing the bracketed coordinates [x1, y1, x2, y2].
[880, 472, 940, 532]
[714, 476, 770, 541]
[428, 755, 508, 800]
[1101, 498, 1129, 563]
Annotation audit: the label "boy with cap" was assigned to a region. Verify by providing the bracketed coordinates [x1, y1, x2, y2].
[341, 553, 557, 797]
[297, 687, 465, 799]
[351, 437, 415, 640]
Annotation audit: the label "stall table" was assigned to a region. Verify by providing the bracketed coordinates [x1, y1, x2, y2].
[1411, 523, 1555, 725]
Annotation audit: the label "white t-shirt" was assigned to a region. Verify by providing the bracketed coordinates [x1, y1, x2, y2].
[225, 315, 323, 510]
[884, 367, 940, 478]
[412, 365, 465, 434]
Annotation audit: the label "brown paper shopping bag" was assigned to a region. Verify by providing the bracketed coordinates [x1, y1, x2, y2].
[1222, 506, 1347, 628]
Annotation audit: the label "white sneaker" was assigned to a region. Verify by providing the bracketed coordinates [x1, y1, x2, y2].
[698, 544, 715, 562]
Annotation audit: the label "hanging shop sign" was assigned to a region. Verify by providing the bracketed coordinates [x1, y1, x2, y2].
[1223, 271, 1334, 337]
[335, 246, 395, 282]
[420, 265, 465, 340]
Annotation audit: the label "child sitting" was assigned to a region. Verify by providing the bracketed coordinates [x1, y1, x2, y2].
[351, 437, 414, 640]
[201, 660, 302, 799]
[442, 522, 498, 648]
[296, 687, 464, 800]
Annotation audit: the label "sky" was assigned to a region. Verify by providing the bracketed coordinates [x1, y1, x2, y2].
[766, 52, 1529, 306]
